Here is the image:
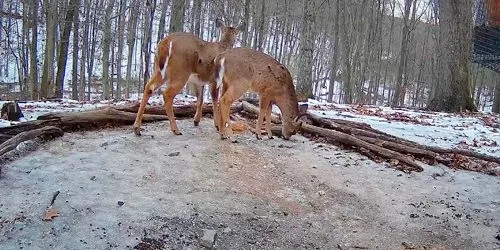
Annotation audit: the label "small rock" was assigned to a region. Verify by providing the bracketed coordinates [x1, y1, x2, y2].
[318, 190, 326, 196]
[495, 234, 500, 241]
[223, 227, 231, 234]
[117, 201, 125, 207]
[168, 152, 180, 157]
[410, 214, 419, 218]
[200, 229, 217, 248]
[90, 176, 96, 181]
[100, 142, 108, 147]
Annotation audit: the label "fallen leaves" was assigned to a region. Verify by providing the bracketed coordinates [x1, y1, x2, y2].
[42, 207, 60, 221]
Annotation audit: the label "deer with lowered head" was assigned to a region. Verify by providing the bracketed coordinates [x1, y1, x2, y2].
[133, 18, 244, 136]
[213, 47, 307, 142]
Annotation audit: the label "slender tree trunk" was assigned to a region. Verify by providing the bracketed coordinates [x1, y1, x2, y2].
[493, 74, 500, 113]
[55, 0, 79, 98]
[157, 0, 169, 41]
[40, 0, 58, 99]
[241, 0, 251, 47]
[126, 0, 138, 99]
[297, 0, 315, 101]
[143, 0, 156, 90]
[115, 0, 125, 100]
[71, 1, 80, 100]
[169, 0, 184, 32]
[29, 0, 39, 100]
[101, 0, 116, 100]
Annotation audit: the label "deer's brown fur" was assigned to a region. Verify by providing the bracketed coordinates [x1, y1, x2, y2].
[213, 48, 305, 141]
[133, 19, 242, 136]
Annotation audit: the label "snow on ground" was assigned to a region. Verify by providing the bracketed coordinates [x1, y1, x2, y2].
[308, 102, 500, 158]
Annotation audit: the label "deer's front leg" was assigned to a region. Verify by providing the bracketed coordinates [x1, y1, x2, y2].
[193, 85, 204, 126]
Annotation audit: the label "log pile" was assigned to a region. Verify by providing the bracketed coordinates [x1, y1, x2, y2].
[238, 101, 500, 175]
[1, 100, 498, 176]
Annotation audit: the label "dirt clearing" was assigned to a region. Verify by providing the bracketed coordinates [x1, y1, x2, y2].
[1, 120, 499, 249]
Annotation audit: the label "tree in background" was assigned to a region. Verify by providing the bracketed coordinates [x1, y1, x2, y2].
[427, 0, 476, 112]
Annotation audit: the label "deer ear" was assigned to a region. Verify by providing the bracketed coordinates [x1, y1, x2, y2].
[215, 18, 225, 28]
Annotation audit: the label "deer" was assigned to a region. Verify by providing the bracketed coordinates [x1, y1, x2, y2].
[213, 47, 307, 142]
[133, 19, 244, 136]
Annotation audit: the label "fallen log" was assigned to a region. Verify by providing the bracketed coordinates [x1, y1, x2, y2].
[37, 107, 168, 132]
[0, 119, 62, 144]
[113, 102, 243, 117]
[241, 101, 281, 124]
[0, 126, 63, 157]
[300, 123, 424, 172]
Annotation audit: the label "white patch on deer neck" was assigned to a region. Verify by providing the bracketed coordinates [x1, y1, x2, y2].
[161, 42, 173, 80]
[188, 74, 208, 86]
[216, 57, 225, 89]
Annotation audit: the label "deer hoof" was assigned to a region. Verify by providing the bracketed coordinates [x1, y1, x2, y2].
[230, 137, 238, 143]
[172, 130, 183, 135]
[194, 121, 200, 126]
[268, 135, 274, 140]
[255, 134, 262, 140]
[133, 127, 142, 136]
[220, 134, 228, 140]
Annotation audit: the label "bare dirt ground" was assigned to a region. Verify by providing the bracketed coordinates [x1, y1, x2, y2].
[0, 119, 499, 250]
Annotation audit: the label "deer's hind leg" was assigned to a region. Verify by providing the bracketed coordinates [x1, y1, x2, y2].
[193, 85, 205, 126]
[133, 71, 164, 136]
[163, 72, 190, 135]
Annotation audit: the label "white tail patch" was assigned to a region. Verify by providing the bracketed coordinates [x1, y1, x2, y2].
[216, 57, 225, 89]
[161, 42, 173, 80]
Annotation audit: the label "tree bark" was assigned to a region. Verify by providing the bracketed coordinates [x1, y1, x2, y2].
[71, 0, 80, 100]
[297, 0, 315, 101]
[101, 0, 116, 100]
[40, 0, 58, 99]
[169, 0, 184, 33]
[427, 0, 476, 112]
[29, 0, 40, 100]
[55, 0, 79, 99]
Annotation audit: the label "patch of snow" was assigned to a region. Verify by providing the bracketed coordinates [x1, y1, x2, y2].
[311, 104, 500, 157]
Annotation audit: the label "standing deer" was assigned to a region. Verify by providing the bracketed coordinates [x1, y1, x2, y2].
[133, 19, 243, 136]
[213, 48, 307, 142]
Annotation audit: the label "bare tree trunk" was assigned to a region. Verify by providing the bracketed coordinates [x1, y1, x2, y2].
[493, 73, 500, 113]
[169, 0, 184, 33]
[157, 0, 169, 41]
[115, 0, 125, 100]
[126, 0, 138, 98]
[71, 1, 80, 100]
[143, 0, 156, 90]
[428, 0, 476, 112]
[296, 0, 315, 101]
[55, 0, 79, 99]
[101, 0, 116, 100]
[40, 0, 58, 99]
[29, 0, 40, 100]
[241, 0, 251, 47]
[327, 0, 340, 103]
